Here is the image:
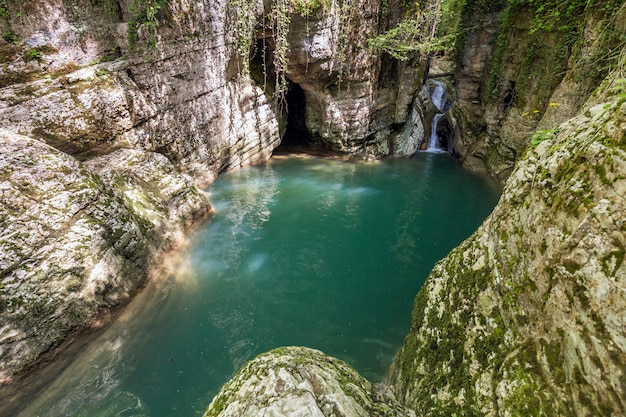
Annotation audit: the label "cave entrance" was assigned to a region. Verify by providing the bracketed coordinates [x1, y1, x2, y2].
[276, 82, 312, 151]
[436, 118, 457, 155]
[249, 38, 312, 153]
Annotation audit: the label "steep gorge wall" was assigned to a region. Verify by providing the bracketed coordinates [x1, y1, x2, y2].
[0, 0, 424, 391]
[282, 5, 423, 156]
[0, 0, 281, 186]
[203, 49, 626, 417]
[437, 0, 626, 181]
[391, 63, 626, 416]
[198, 2, 626, 415]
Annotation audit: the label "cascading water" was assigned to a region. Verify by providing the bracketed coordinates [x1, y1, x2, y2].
[428, 114, 444, 150]
[425, 80, 449, 152]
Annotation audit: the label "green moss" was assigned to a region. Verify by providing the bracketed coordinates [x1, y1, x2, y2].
[563, 259, 580, 274]
[2, 30, 18, 44]
[395, 243, 498, 414]
[480, 0, 624, 114]
[24, 48, 43, 62]
[475, 324, 505, 368]
[592, 157, 613, 185]
[128, 0, 169, 49]
[292, 0, 330, 16]
[572, 281, 591, 309]
[601, 248, 625, 277]
[504, 368, 541, 414]
[542, 338, 566, 384]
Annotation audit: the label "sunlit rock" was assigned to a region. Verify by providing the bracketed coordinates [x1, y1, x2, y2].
[391, 72, 626, 416]
[204, 346, 415, 417]
[0, 130, 210, 381]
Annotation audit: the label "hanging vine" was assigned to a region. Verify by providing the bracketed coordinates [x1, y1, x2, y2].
[229, 0, 257, 77]
[229, 0, 358, 104]
[368, 0, 450, 61]
[128, 0, 169, 49]
[272, 0, 291, 105]
[335, 0, 353, 85]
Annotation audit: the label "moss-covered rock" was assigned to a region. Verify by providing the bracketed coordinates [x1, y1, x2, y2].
[390, 61, 626, 416]
[204, 346, 415, 417]
[446, 0, 625, 180]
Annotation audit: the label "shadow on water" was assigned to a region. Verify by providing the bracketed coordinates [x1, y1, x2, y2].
[6, 153, 501, 417]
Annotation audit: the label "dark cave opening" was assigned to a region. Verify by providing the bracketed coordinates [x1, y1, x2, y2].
[436, 118, 457, 155]
[249, 39, 313, 153]
[276, 82, 312, 150]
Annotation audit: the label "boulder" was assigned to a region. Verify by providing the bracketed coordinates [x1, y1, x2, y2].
[204, 346, 415, 417]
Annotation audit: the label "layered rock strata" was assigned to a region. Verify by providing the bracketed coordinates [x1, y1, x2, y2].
[283, 5, 423, 156]
[0, 0, 425, 390]
[0, 0, 282, 187]
[445, 1, 625, 180]
[205, 56, 626, 417]
[0, 130, 211, 382]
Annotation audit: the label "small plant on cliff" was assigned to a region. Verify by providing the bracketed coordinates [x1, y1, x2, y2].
[368, 1, 453, 60]
[2, 31, 18, 44]
[291, 0, 330, 16]
[612, 78, 626, 101]
[24, 48, 43, 62]
[530, 129, 557, 147]
[128, 0, 169, 49]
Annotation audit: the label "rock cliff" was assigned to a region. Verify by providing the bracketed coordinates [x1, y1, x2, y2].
[0, 130, 211, 383]
[0, 0, 424, 389]
[2, 0, 625, 415]
[203, 50, 626, 417]
[391, 64, 626, 416]
[438, 0, 625, 181]
[0, 0, 282, 187]
[281, 3, 423, 156]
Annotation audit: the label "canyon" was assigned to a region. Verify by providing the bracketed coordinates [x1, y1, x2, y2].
[1, 0, 625, 415]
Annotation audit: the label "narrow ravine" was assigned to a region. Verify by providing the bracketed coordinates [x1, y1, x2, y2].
[13, 154, 500, 417]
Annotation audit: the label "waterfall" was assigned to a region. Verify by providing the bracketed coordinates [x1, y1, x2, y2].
[425, 80, 449, 153]
[428, 113, 443, 149]
[431, 81, 447, 113]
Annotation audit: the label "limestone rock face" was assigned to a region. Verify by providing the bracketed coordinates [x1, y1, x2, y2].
[204, 347, 415, 417]
[390, 78, 626, 416]
[0, 0, 425, 177]
[283, 3, 423, 157]
[448, 3, 625, 181]
[0, 130, 211, 382]
[0, 0, 282, 187]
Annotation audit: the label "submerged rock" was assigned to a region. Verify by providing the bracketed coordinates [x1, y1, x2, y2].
[0, 130, 210, 383]
[204, 346, 415, 417]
